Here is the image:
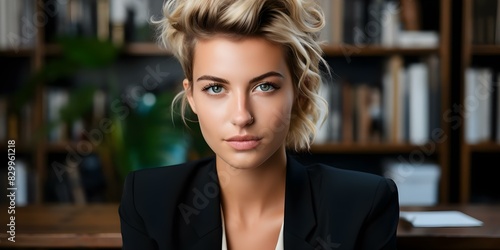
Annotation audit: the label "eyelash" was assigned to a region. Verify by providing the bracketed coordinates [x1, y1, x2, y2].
[201, 82, 280, 95]
[201, 83, 222, 93]
[256, 82, 280, 92]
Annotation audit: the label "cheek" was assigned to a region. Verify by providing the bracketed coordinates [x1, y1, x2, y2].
[193, 97, 223, 133]
[262, 96, 294, 135]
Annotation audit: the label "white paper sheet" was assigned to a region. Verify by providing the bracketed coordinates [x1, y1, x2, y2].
[400, 211, 483, 227]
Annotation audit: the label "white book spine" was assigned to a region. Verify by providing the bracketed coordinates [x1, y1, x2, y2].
[381, 2, 399, 47]
[15, 160, 28, 207]
[465, 68, 479, 144]
[408, 63, 429, 145]
[478, 69, 493, 142]
[315, 79, 331, 144]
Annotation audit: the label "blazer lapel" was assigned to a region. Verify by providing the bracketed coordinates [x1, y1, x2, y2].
[284, 155, 316, 250]
[181, 158, 223, 250]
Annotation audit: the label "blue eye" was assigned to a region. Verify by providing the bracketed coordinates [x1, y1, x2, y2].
[202, 84, 224, 95]
[256, 82, 278, 92]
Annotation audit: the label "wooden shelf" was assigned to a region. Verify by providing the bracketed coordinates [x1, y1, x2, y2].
[465, 142, 500, 152]
[122, 42, 171, 56]
[320, 45, 439, 57]
[45, 42, 171, 57]
[471, 45, 500, 55]
[310, 143, 429, 154]
[0, 48, 34, 57]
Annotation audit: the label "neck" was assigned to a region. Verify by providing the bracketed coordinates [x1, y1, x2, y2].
[216, 147, 287, 224]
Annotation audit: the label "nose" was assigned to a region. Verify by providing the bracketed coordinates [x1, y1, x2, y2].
[230, 91, 254, 127]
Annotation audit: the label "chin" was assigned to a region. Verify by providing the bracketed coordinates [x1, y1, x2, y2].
[220, 154, 261, 169]
[216, 150, 271, 170]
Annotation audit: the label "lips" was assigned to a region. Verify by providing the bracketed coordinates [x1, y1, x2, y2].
[225, 135, 261, 150]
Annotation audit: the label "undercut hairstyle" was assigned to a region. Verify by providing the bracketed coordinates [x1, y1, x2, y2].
[153, 0, 330, 152]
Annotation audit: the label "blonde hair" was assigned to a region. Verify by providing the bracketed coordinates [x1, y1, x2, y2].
[153, 0, 329, 152]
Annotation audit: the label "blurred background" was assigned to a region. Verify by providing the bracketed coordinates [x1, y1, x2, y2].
[0, 0, 499, 212]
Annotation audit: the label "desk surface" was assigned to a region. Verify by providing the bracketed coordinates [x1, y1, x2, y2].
[397, 205, 500, 250]
[0, 203, 499, 249]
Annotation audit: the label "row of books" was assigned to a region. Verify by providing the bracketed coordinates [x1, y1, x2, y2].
[464, 68, 500, 144]
[0, 154, 107, 205]
[473, 0, 500, 45]
[43, 0, 163, 44]
[0, 0, 36, 50]
[315, 55, 441, 145]
[317, 0, 439, 47]
[0, 87, 106, 144]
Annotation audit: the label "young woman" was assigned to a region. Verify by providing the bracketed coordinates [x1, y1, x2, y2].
[119, 0, 399, 249]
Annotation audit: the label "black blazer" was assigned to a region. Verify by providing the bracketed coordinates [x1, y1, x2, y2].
[119, 154, 399, 250]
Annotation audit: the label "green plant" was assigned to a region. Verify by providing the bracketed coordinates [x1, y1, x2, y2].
[15, 37, 211, 183]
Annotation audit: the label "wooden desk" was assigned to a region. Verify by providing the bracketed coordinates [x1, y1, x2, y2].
[0, 204, 121, 248]
[398, 205, 500, 250]
[0, 203, 499, 249]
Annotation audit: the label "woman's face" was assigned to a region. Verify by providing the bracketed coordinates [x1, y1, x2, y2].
[185, 36, 294, 169]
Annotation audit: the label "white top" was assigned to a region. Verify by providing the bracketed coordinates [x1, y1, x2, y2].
[221, 207, 284, 250]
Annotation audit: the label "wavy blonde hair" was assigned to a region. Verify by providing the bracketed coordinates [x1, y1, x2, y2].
[153, 0, 329, 152]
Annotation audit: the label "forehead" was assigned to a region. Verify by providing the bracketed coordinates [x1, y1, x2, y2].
[192, 36, 289, 79]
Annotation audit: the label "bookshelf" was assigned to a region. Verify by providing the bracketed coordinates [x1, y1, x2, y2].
[0, 0, 454, 205]
[308, 0, 451, 205]
[460, 0, 500, 204]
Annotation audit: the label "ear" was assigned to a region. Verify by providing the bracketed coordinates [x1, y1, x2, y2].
[183, 78, 197, 114]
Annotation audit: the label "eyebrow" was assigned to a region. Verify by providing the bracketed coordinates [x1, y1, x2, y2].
[196, 71, 284, 84]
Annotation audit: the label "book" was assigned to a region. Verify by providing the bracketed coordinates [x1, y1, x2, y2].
[408, 63, 429, 145]
[317, 0, 333, 45]
[331, 0, 344, 45]
[355, 84, 371, 143]
[466, 68, 494, 143]
[400, 211, 483, 228]
[465, 68, 480, 144]
[341, 81, 354, 143]
[400, 0, 421, 31]
[382, 55, 406, 143]
[315, 78, 331, 144]
[497, 73, 500, 142]
[427, 55, 441, 140]
[381, 1, 400, 47]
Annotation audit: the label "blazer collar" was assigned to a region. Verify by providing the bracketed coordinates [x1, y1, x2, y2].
[284, 154, 316, 249]
[188, 155, 316, 249]
[189, 157, 222, 238]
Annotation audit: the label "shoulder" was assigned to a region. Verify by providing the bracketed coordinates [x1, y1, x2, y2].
[306, 162, 391, 187]
[122, 156, 216, 194]
[303, 161, 398, 207]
